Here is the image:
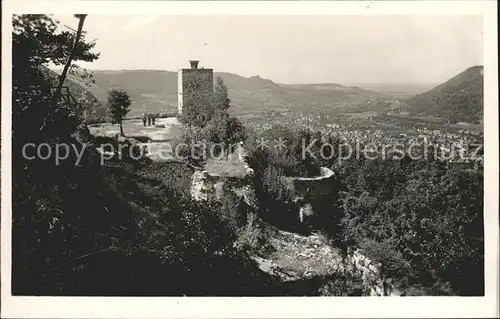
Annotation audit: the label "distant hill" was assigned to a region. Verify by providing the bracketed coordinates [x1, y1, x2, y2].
[41, 66, 106, 117]
[402, 66, 484, 124]
[217, 73, 281, 90]
[345, 83, 437, 98]
[64, 69, 392, 118]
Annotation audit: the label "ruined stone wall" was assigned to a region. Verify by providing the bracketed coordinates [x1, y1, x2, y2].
[190, 170, 214, 201]
[189, 158, 398, 296]
[190, 169, 257, 209]
[280, 167, 337, 200]
[190, 144, 256, 206]
[279, 167, 338, 223]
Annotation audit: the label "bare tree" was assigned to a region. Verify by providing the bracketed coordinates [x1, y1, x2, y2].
[53, 14, 87, 105]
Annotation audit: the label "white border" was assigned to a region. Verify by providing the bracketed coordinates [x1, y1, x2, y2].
[2, 1, 499, 318]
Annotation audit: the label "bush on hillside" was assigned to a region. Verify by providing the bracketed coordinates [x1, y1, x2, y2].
[338, 156, 484, 295]
[245, 123, 484, 296]
[12, 15, 282, 297]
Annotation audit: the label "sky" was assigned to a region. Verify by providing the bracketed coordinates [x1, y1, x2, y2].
[54, 14, 483, 84]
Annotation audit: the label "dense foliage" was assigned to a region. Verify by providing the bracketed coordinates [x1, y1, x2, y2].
[243, 126, 345, 235]
[177, 74, 215, 129]
[176, 76, 247, 163]
[12, 14, 106, 294]
[340, 156, 483, 295]
[245, 125, 484, 295]
[40, 66, 104, 118]
[107, 88, 132, 136]
[12, 14, 484, 297]
[11, 14, 277, 296]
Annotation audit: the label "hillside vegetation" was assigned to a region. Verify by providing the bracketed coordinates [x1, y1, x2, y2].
[13, 15, 281, 295]
[64, 69, 390, 118]
[14, 15, 484, 297]
[403, 66, 484, 124]
[59, 66, 484, 126]
[243, 125, 484, 296]
[40, 66, 106, 117]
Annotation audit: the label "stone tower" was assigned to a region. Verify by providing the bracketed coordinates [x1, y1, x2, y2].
[177, 60, 214, 115]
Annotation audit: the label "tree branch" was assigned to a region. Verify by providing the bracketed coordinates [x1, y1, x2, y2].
[52, 14, 87, 112]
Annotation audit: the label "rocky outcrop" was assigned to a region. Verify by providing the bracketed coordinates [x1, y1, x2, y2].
[281, 167, 336, 199]
[190, 169, 258, 208]
[190, 170, 213, 201]
[250, 228, 398, 296]
[342, 248, 399, 296]
[190, 145, 257, 207]
[237, 142, 255, 176]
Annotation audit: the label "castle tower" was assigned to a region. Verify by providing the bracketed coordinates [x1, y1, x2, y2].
[177, 60, 214, 115]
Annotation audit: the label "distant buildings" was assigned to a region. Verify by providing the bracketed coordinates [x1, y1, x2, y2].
[177, 60, 214, 115]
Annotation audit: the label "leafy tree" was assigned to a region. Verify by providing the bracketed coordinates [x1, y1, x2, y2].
[52, 14, 87, 107]
[209, 77, 247, 151]
[206, 113, 247, 156]
[12, 14, 101, 294]
[12, 14, 99, 144]
[337, 156, 484, 295]
[178, 76, 247, 160]
[213, 76, 231, 114]
[107, 89, 131, 136]
[178, 75, 214, 131]
[224, 116, 246, 145]
[68, 67, 101, 119]
[11, 14, 284, 298]
[359, 239, 411, 281]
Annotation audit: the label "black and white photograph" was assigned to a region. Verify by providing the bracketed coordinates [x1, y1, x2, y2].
[1, 1, 499, 318]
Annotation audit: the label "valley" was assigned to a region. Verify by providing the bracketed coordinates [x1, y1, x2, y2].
[11, 13, 486, 302]
[61, 65, 483, 137]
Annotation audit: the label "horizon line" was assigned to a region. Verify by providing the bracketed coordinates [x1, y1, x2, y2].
[50, 67, 444, 86]
[49, 64, 483, 86]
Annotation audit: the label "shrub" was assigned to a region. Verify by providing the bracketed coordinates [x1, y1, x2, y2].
[359, 239, 411, 280]
[234, 212, 266, 254]
[338, 156, 483, 295]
